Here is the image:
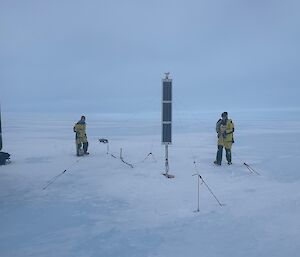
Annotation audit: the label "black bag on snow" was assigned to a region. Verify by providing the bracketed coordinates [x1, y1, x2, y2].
[0, 152, 10, 165]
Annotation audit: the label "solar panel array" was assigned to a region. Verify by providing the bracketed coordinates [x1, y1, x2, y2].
[162, 78, 172, 144]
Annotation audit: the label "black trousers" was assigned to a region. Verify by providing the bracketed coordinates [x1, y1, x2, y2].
[77, 142, 89, 155]
[83, 142, 88, 153]
[216, 145, 231, 164]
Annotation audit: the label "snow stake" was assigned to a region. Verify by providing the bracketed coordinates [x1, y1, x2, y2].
[163, 144, 174, 178]
[193, 161, 224, 207]
[192, 173, 202, 212]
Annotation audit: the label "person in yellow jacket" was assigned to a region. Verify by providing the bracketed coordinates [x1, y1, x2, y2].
[214, 112, 234, 165]
[73, 116, 89, 156]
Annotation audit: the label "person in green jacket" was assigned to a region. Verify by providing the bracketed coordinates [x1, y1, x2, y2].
[214, 112, 234, 165]
[73, 116, 89, 156]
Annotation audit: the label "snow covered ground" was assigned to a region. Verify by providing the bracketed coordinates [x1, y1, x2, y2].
[1, 109, 300, 257]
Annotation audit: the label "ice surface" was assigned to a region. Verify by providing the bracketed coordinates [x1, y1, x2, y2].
[0, 110, 300, 257]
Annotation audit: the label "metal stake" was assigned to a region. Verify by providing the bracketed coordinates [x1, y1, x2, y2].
[165, 145, 169, 174]
[163, 144, 174, 178]
[192, 174, 201, 212]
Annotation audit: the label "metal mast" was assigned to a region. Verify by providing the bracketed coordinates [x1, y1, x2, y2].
[162, 72, 174, 178]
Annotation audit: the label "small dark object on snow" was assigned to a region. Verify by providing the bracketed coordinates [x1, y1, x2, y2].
[162, 173, 175, 179]
[0, 151, 10, 165]
[99, 138, 109, 144]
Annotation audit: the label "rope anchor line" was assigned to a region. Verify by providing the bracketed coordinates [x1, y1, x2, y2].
[140, 152, 157, 164]
[233, 153, 261, 176]
[98, 139, 135, 168]
[98, 138, 158, 168]
[193, 161, 224, 209]
[43, 157, 84, 190]
[243, 162, 261, 176]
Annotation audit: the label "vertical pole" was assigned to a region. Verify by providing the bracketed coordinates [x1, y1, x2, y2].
[197, 175, 200, 212]
[0, 105, 2, 151]
[107, 144, 109, 155]
[165, 144, 169, 175]
[120, 148, 123, 159]
[162, 73, 174, 178]
[193, 173, 201, 212]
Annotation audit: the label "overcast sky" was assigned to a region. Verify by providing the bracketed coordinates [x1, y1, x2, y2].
[1, 0, 300, 113]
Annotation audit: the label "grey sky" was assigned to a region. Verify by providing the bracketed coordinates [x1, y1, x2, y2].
[1, 0, 300, 113]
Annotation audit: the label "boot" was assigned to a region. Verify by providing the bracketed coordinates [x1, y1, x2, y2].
[214, 160, 221, 166]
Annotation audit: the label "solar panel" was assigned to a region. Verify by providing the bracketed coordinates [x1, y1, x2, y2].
[162, 123, 172, 143]
[163, 82, 172, 101]
[162, 75, 172, 144]
[162, 103, 172, 122]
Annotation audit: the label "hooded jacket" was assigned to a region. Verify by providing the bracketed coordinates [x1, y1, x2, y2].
[73, 120, 87, 142]
[216, 118, 234, 148]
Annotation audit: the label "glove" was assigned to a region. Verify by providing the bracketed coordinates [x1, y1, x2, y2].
[222, 131, 227, 138]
